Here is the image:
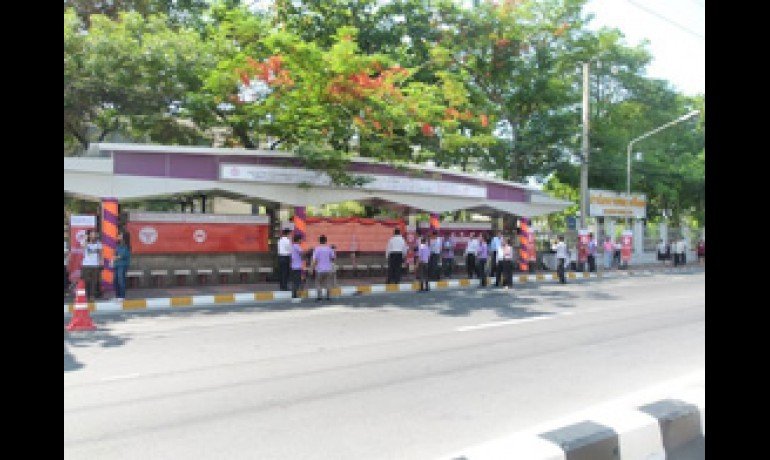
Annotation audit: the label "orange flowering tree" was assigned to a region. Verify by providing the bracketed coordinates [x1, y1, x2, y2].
[193, 17, 495, 183]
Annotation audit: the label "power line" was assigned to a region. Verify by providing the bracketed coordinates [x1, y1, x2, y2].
[625, 0, 705, 40]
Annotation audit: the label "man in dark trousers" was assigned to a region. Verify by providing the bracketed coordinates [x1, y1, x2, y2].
[385, 228, 407, 284]
[587, 232, 597, 272]
[277, 228, 292, 290]
[428, 230, 442, 280]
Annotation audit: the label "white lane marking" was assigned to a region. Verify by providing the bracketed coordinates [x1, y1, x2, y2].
[101, 373, 141, 382]
[456, 312, 572, 332]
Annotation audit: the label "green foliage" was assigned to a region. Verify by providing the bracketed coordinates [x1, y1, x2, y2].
[542, 175, 579, 232]
[63, 0, 704, 222]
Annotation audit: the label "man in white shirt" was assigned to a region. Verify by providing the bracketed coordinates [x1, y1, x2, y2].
[81, 230, 103, 300]
[429, 231, 443, 280]
[553, 235, 568, 284]
[277, 228, 292, 291]
[489, 231, 502, 283]
[657, 239, 666, 265]
[385, 228, 407, 284]
[465, 233, 479, 279]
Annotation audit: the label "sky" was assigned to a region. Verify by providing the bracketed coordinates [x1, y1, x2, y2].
[244, 0, 705, 96]
[583, 0, 705, 96]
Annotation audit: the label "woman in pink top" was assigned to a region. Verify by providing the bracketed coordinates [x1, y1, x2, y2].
[603, 238, 614, 269]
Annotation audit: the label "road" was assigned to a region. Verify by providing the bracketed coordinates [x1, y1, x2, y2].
[64, 271, 705, 460]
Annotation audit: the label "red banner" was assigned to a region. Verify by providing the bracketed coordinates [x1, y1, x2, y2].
[621, 230, 633, 262]
[304, 218, 406, 253]
[126, 222, 269, 254]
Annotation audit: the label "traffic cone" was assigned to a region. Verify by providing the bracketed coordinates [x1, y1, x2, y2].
[66, 279, 95, 331]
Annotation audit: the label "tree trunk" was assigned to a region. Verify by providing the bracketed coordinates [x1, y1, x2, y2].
[508, 116, 520, 181]
[233, 125, 255, 149]
[66, 122, 90, 152]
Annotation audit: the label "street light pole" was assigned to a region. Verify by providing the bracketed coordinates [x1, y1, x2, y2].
[625, 109, 700, 227]
[579, 62, 590, 230]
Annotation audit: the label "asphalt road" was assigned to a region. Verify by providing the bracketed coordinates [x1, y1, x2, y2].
[64, 272, 705, 460]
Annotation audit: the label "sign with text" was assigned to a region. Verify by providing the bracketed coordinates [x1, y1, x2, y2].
[126, 222, 269, 254]
[589, 190, 647, 219]
[220, 164, 487, 198]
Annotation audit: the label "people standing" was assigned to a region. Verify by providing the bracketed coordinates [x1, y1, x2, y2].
[477, 235, 489, 287]
[657, 239, 666, 265]
[417, 236, 431, 291]
[113, 232, 131, 300]
[696, 239, 705, 266]
[442, 234, 455, 278]
[81, 230, 103, 301]
[587, 232, 597, 272]
[554, 235, 568, 284]
[385, 228, 407, 284]
[429, 231, 442, 281]
[500, 238, 514, 288]
[290, 234, 304, 302]
[465, 233, 479, 278]
[681, 238, 688, 265]
[311, 235, 335, 301]
[277, 228, 292, 291]
[489, 231, 501, 283]
[603, 237, 613, 270]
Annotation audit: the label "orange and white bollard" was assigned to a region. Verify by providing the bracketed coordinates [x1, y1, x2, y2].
[66, 279, 95, 331]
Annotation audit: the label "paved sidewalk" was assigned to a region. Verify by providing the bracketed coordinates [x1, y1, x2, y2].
[64, 264, 703, 316]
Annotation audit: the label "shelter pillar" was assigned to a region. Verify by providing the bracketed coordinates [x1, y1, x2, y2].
[100, 197, 119, 295]
[633, 219, 644, 255]
[293, 206, 307, 247]
[429, 213, 441, 232]
[659, 221, 668, 245]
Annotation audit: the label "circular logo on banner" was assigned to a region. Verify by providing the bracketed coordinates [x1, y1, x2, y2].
[138, 226, 158, 245]
[75, 229, 88, 247]
[193, 229, 207, 243]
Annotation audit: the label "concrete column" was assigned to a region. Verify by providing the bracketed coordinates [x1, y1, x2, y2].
[100, 197, 119, 295]
[429, 213, 441, 232]
[659, 222, 668, 245]
[605, 219, 615, 242]
[633, 219, 644, 255]
[293, 206, 307, 243]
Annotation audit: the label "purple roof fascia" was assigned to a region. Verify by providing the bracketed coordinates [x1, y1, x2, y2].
[112, 151, 529, 202]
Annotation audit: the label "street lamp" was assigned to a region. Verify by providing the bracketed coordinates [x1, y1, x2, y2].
[625, 109, 700, 226]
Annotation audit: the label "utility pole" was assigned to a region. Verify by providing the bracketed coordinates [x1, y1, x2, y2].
[579, 62, 590, 229]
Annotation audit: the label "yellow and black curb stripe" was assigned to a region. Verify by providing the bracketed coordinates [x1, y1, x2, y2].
[64, 271, 604, 315]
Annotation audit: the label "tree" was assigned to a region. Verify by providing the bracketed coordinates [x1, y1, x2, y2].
[64, 8, 211, 153]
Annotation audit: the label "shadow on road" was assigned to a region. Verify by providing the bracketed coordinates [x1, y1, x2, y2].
[67, 276, 625, 328]
[64, 324, 131, 372]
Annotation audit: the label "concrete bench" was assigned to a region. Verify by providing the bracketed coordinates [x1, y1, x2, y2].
[257, 266, 273, 281]
[150, 269, 169, 287]
[217, 268, 234, 284]
[341, 264, 355, 278]
[237, 267, 254, 283]
[173, 269, 192, 286]
[196, 268, 213, 285]
[127, 270, 144, 288]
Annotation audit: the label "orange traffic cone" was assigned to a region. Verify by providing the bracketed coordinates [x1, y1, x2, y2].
[66, 279, 95, 331]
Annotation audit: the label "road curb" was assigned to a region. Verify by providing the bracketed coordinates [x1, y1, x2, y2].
[442, 378, 705, 460]
[64, 267, 699, 316]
